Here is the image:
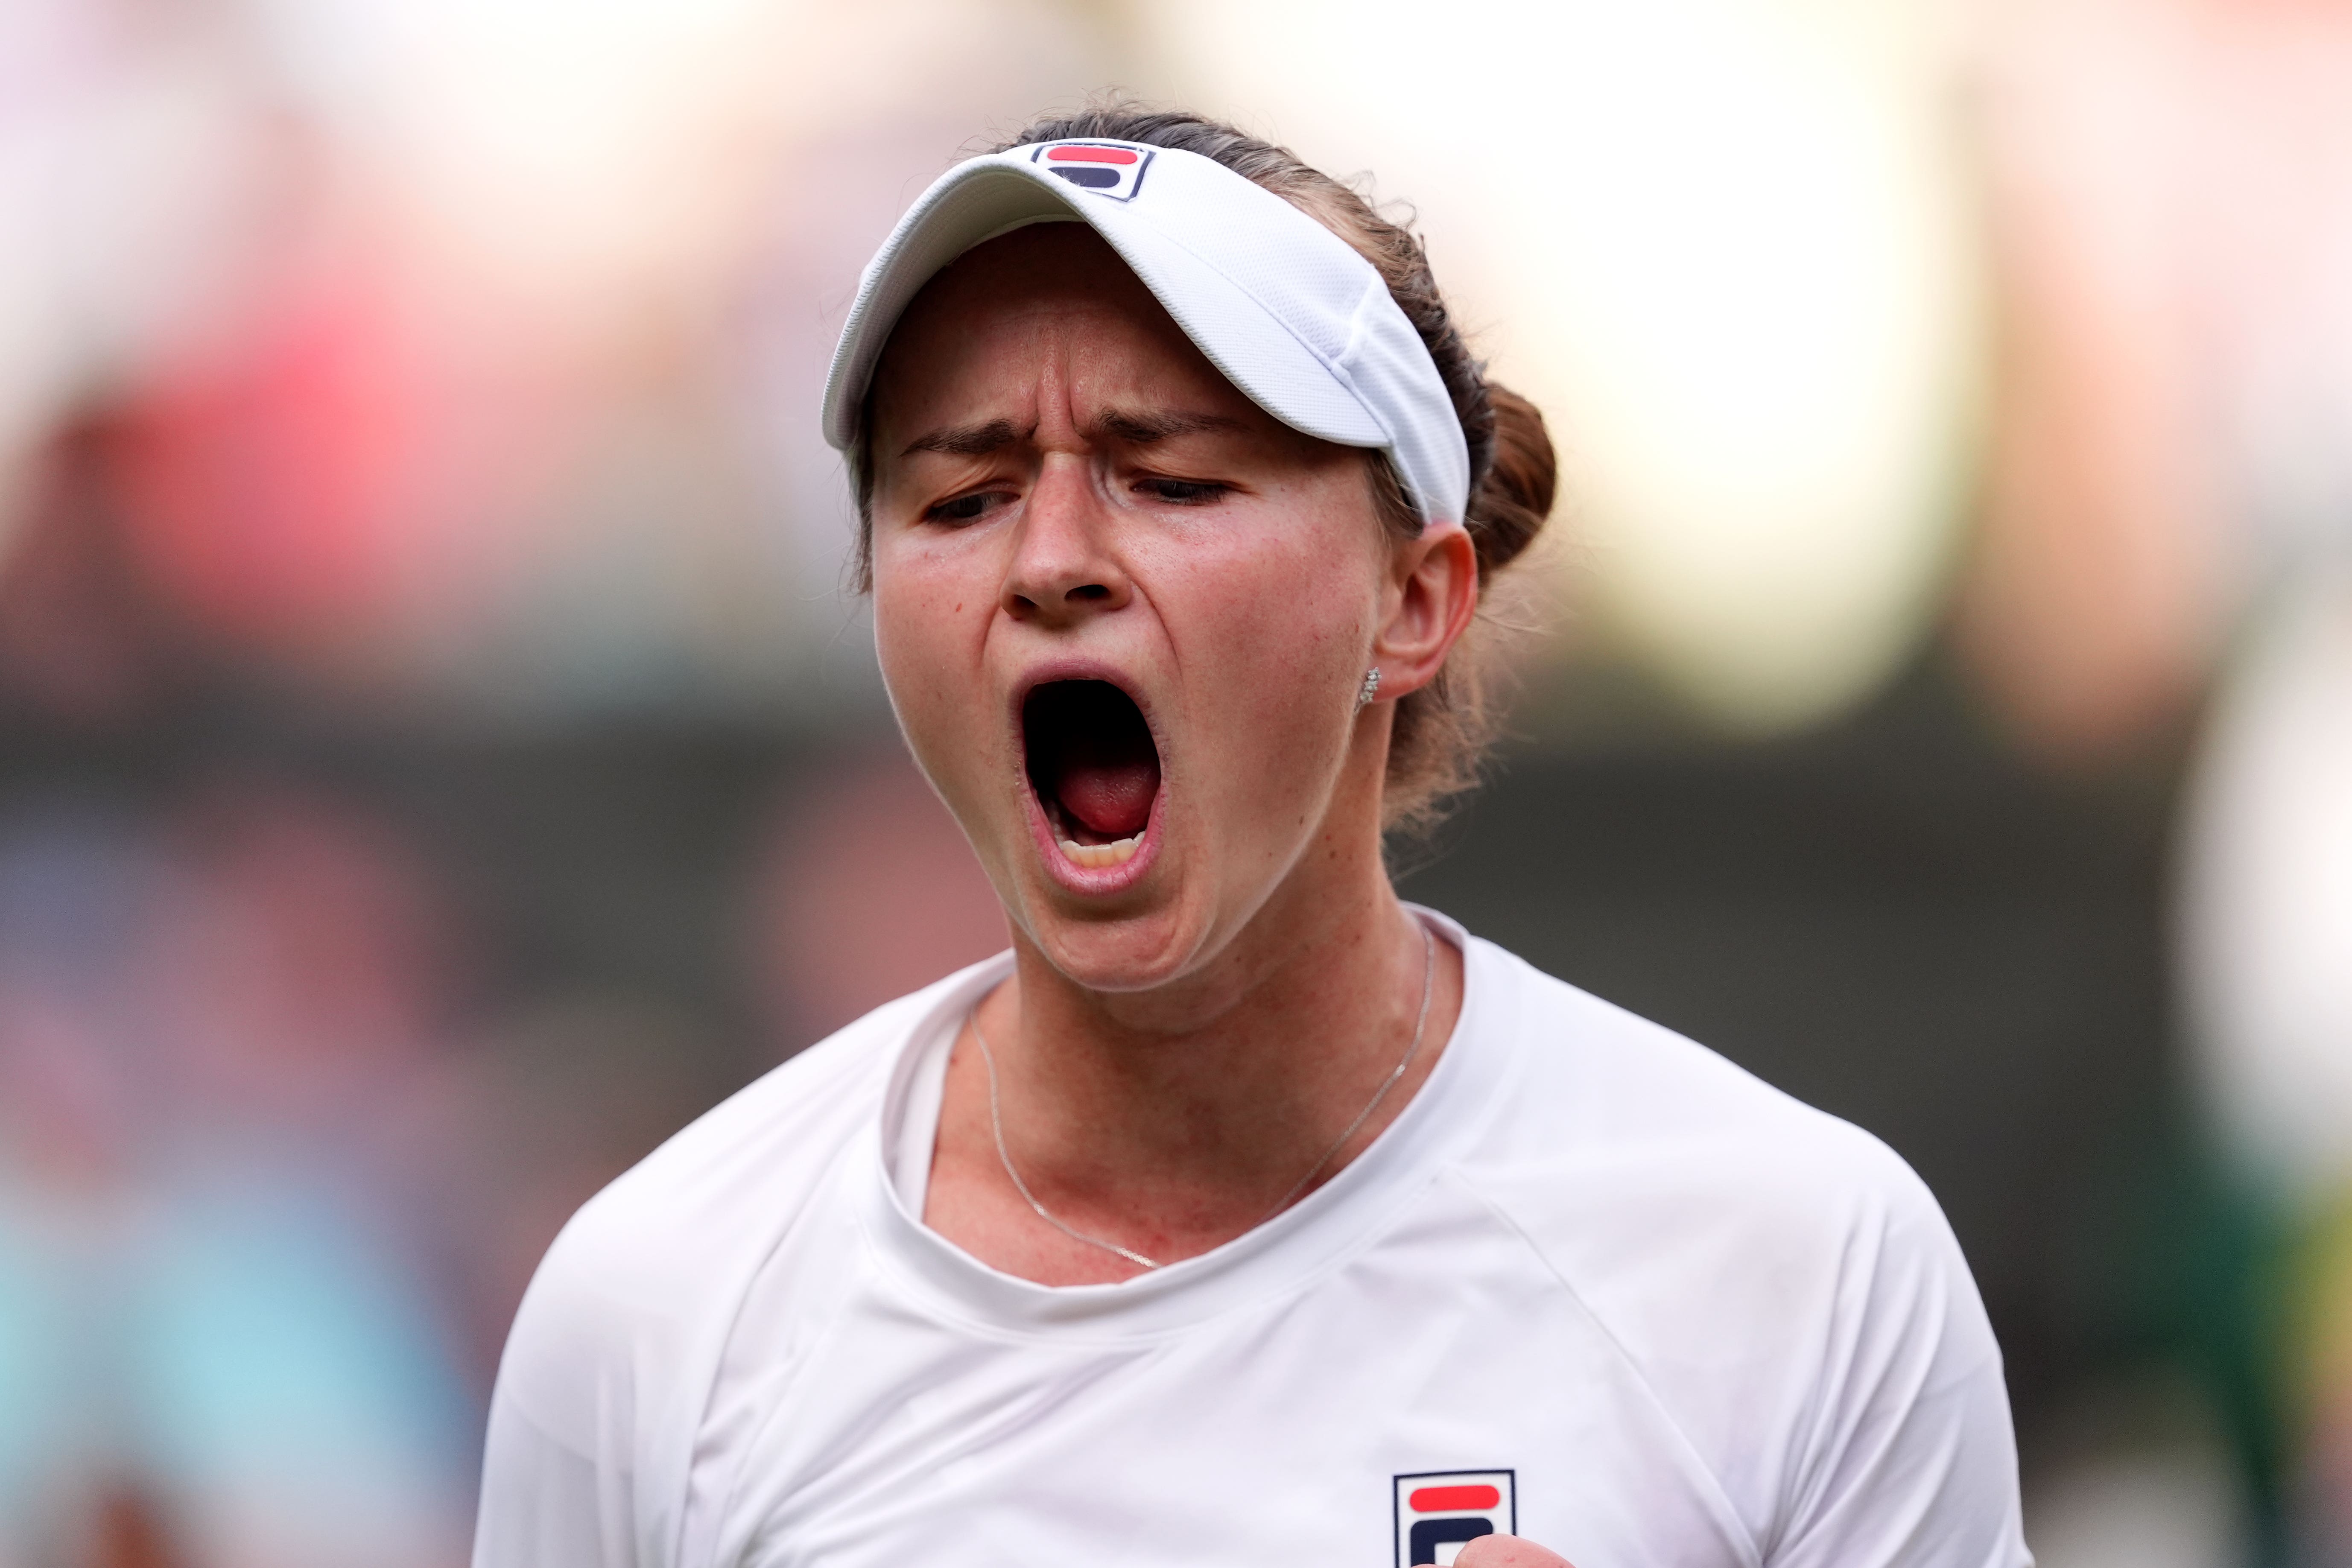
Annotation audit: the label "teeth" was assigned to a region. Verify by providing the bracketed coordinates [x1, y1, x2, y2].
[1058, 834, 1142, 869]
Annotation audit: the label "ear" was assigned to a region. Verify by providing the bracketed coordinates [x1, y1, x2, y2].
[1371, 523, 1479, 699]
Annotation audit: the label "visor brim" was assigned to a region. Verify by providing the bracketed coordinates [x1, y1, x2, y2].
[819, 158, 1391, 457]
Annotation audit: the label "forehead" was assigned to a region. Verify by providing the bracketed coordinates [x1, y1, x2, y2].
[869, 224, 1254, 428]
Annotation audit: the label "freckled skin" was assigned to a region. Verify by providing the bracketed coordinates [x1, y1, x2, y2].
[868, 220, 1483, 1287]
[871, 226, 1383, 989]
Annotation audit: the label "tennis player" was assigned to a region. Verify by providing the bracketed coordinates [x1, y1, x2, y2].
[472, 107, 2031, 1568]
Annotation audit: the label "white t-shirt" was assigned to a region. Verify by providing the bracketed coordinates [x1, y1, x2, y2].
[473, 913, 2031, 1568]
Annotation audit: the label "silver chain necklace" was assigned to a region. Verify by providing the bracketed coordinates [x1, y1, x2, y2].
[967, 920, 1437, 1273]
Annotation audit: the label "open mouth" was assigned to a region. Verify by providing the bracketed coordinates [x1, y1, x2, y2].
[1023, 680, 1162, 870]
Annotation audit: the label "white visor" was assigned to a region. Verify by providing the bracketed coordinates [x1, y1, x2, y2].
[820, 139, 1472, 530]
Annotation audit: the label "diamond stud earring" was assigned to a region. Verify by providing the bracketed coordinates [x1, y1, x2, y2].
[1355, 667, 1382, 712]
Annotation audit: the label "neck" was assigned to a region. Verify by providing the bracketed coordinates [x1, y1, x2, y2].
[927, 761, 1466, 1283]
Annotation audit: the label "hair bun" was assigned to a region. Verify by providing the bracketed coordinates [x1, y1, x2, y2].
[1467, 383, 1555, 580]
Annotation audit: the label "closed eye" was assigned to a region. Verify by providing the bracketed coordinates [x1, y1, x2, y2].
[925, 490, 1016, 525]
[1135, 476, 1231, 505]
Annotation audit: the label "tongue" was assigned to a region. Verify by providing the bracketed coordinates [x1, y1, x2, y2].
[1055, 756, 1157, 838]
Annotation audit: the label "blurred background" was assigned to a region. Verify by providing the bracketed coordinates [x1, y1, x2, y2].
[1, 0, 2348, 1561]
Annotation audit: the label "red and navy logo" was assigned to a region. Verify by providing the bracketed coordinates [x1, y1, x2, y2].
[1028, 140, 1153, 201]
[1394, 1470, 1516, 1567]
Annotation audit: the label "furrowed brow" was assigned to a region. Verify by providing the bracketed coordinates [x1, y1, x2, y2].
[901, 419, 1024, 458]
[1090, 409, 1252, 445]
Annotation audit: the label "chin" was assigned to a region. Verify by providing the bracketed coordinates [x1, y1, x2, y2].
[1011, 886, 1219, 995]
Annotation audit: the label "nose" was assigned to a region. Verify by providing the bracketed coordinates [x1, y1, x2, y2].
[1000, 456, 1131, 627]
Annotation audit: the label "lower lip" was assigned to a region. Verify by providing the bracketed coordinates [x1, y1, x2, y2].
[1023, 780, 1164, 895]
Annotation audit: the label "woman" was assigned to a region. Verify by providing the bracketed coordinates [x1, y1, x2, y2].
[473, 107, 2030, 1568]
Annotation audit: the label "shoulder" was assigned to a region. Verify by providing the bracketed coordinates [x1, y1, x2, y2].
[1455, 942, 2021, 1562]
[485, 967, 970, 1455]
[476, 964, 1000, 1562]
[1470, 939, 1943, 1229]
[1461, 939, 1995, 1388]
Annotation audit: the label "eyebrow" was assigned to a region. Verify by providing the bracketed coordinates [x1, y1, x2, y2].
[896, 408, 1249, 459]
[900, 419, 1024, 458]
[1092, 409, 1251, 444]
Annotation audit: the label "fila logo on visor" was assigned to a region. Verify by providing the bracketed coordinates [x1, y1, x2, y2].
[1394, 1470, 1517, 1567]
[1030, 141, 1153, 201]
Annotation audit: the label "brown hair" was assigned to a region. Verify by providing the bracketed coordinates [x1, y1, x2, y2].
[851, 102, 1558, 835]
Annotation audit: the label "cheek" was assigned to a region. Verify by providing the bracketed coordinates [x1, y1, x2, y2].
[1176, 483, 1379, 665]
[871, 542, 988, 742]
[1150, 499, 1382, 777]
[1191, 561, 1363, 679]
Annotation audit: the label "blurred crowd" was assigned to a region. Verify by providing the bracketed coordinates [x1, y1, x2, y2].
[2, 0, 2350, 1563]
[0, 782, 473, 1562]
[0, 753, 1007, 1565]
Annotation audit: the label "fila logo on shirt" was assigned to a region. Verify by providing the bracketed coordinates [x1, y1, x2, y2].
[1394, 1469, 1516, 1567]
[1029, 141, 1154, 201]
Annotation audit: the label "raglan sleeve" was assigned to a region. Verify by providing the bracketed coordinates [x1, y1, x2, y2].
[1767, 1169, 2033, 1568]
[470, 1207, 651, 1568]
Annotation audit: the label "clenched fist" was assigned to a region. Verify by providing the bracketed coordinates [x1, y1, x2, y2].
[1449, 1537, 1575, 1568]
